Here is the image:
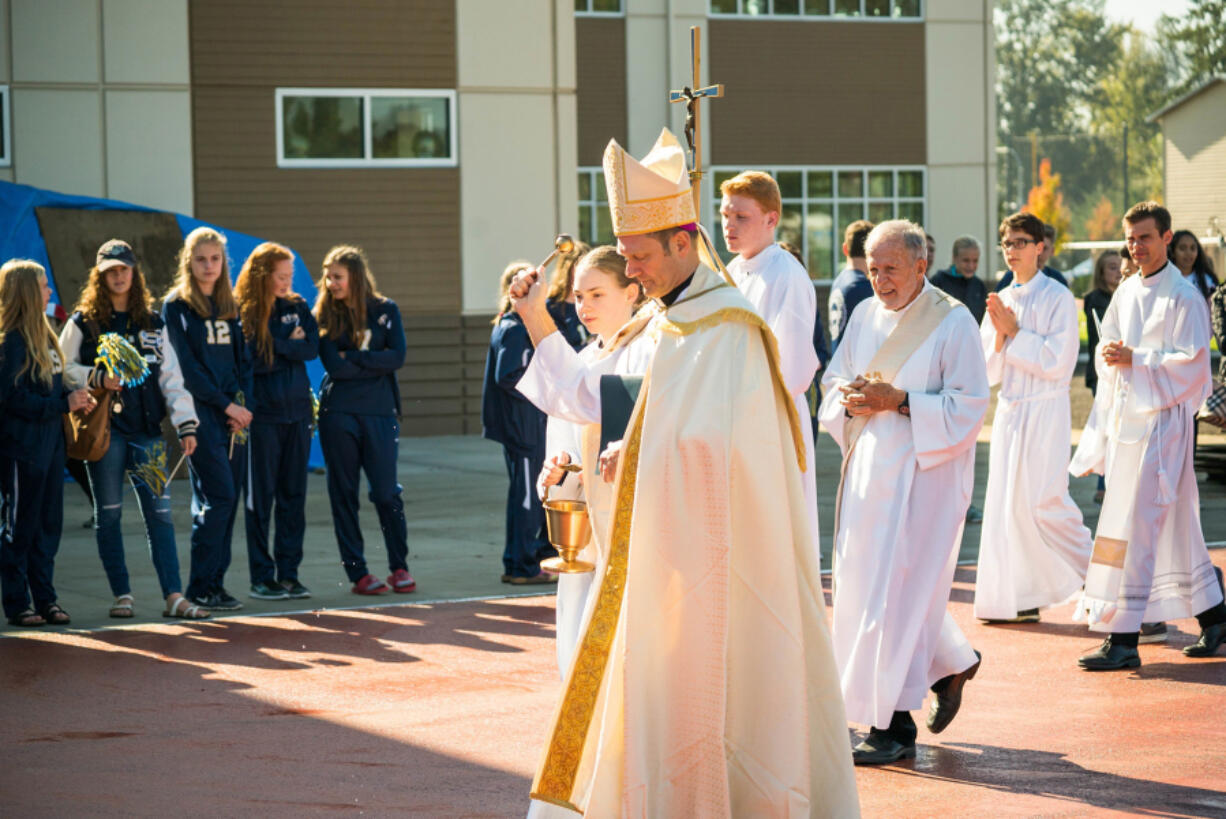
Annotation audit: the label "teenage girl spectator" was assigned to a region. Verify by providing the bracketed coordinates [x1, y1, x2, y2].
[234, 242, 319, 601]
[1083, 249, 1122, 504]
[163, 227, 253, 612]
[60, 240, 207, 620]
[532, 246, 645, 671]
[314, 246, 413, 596]
[482, 261, 555, 585]
[1170, 230, 1219, 301]
[545, 240, 591, 350]
[0, 260, 94, 627]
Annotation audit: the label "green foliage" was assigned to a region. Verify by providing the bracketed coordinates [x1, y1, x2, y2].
[1159, 0, 1226, 96]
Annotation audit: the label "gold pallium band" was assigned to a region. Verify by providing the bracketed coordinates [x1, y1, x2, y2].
[531, 379, 651, 811]
[653, 307, 806, 473]
[1091, 535, 1128, 569]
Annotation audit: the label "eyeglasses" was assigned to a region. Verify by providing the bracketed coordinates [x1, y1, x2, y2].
[1000, 239, 1037, 251]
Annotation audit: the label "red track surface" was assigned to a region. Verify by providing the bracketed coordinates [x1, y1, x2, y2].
[2, 556, 1225, 817]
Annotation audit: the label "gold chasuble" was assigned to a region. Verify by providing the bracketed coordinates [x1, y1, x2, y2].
[529, 267, 860, 817]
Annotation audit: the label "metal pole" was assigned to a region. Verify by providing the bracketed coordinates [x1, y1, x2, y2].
[1122, 124, 1129, 214]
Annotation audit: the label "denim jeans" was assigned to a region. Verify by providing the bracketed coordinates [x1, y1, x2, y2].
[87, 431, 182, 598]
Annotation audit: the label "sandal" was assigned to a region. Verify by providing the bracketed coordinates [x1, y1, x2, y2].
[163, 595, 210, 620]
[7, 608, 46, 627]
[109, 594, 135, 619]
[40, 604, 71, 625]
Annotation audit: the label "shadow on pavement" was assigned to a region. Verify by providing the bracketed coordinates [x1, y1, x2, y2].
[897, 742, 1226, 818]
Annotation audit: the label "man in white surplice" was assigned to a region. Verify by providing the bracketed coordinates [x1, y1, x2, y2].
[975, 211, 1092, 624]
[1070, 201, 1226, 670]
[720, 171, 820, 542]
[820, 220, 987, 765]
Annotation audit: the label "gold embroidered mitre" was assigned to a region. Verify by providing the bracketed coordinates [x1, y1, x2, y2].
[602, 128, 697, 237]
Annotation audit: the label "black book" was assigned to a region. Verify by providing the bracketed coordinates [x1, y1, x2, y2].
[599, 375, 644, 453]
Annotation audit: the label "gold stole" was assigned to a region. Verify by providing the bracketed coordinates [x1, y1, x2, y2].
[832, 288, 955, 538]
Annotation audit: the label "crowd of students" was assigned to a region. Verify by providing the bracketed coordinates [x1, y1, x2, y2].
[0, 233, 412, 628]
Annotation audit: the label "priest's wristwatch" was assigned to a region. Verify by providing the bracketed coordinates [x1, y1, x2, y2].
[897, 391, 910, 417]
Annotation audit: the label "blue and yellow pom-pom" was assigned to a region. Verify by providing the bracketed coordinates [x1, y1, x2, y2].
[96, 333, 150, 387]
[129, 439, 170, 497]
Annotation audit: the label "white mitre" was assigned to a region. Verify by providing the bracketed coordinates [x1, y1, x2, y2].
[602, 128, 697, 237]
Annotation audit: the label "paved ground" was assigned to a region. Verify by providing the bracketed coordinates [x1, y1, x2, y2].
[2, 555, 1223, 817]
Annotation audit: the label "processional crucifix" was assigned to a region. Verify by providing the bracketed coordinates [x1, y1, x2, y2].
[669, 26, 723, 215]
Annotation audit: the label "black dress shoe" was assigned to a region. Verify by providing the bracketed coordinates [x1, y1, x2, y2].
[1183, 622, 1226, 657]
[1078, 638, 1140, 670]
[852, 729, 916, 766]
[927, 649, 982, 734]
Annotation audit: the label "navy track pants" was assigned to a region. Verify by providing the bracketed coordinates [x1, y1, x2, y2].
[318, 412, 408, 583]
[501, 446, 552, 579]
[245, 419, 311, 585]
[185, 406, 246, 599]
[0, 436, 65, 618]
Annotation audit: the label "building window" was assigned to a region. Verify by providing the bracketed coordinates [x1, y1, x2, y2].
[0, 86, 10, 168]
[578, 167, 615, 246]
[275, 88, 457, 168]
[710, 166, 926, 278]
[709, 0, 922, 19]
[575, 0, 624, 14]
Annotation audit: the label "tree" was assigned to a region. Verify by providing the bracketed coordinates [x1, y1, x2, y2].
[1084, 195, 1118, 240]
[1026, 159, 1072, 253]
[1160, 0, 1226, 97]
[1093, 28, 1170, 207]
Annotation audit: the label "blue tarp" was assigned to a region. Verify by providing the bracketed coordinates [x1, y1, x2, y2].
[0, 180, 326, 467]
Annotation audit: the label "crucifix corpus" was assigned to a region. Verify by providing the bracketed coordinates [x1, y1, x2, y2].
[669, 26, 723, 214]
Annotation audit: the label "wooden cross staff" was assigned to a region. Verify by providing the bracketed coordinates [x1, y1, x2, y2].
[668, 26, 723, 215]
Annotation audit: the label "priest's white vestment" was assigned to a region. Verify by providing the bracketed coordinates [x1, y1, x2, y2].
[521, 325, 653, 676]
[975, 273, 1092, 620]
[819, 282, 987, 729]
[1070, 262, 1224, 632]
[527, 265, 859, 818]
[729, 242, 821, 548]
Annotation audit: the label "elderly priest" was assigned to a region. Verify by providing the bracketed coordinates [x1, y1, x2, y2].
[518, 129, 859, 817]
[820, 220, 988, 765]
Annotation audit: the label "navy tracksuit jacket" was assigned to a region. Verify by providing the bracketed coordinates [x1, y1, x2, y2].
[0, 333, 69, 618]
[481, 312, 552, 578]
[317, 297, 408, 583]
[245, 297, 318, 585]
[163, 296, 253, 600]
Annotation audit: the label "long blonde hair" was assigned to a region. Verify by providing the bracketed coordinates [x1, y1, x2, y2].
[234, 242, 296, 366]
[314, 245, 383, 341]
[495, 260, 533, 323]
[166, 227, 237, 320]
[0, 259, 63, 388]
[546, 240, 591, 302]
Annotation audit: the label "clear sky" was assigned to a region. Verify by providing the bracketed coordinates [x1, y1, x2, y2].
[1102, 0, 1189, 32]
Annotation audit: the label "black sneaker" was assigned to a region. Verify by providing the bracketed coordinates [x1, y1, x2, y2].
[209, 589, 243, 611]
[250, 580, 290, 600]
[280, 579, 312, 599]
[187, 592, 220, 610]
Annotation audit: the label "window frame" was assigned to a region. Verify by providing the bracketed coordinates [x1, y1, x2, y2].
[574, 0, 625, 16]
[0, 85, 10, 168]
[708, 0, 923, 21]
[275, 87, 458, 169]
[709, 164, 927, 279]
[577, 166, 614, 246]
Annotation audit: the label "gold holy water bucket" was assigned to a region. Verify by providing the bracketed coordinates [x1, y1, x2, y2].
[540, 487, 595, 574]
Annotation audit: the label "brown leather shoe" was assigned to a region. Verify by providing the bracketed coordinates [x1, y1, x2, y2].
[927, 650, 982, 733]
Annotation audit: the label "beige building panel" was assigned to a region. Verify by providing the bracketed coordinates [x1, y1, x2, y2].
[105, 90, 193, 214]
[624, 13, 669, 156]
[103, 0, 189, 84]
[1162, 84, 1226, 236]
[926, 0, 987, 22]
[456, 0, 554, 89]
[460, 91, 558, 313]
[0, 169, 13, 182]
[926, 21, 988, 167]
[927, 164, 989, 270]
[12, 0, 100, 83]
[556, 89, 579, 237]
[12, 89, 104, 196]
